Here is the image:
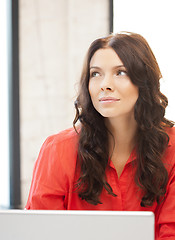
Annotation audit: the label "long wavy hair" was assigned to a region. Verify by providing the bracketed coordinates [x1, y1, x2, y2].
[73, 32, 174, 207]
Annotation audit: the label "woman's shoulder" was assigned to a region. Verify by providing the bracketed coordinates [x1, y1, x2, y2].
[43, 127, 79, 150]
[35, 127, 79, 177]
[165, 126, 175, 167]
[38, 127, 79, 164]
[166, 126, 175, 146]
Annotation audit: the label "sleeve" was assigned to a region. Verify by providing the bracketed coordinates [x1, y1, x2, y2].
[155, 162, 175, 240]
[25, 136, 69, 210]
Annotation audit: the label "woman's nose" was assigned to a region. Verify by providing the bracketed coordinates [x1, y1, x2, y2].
[100, 75, 114, 91]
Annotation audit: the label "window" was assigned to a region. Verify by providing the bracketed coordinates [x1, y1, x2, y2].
[0, 0, 10, 208]
[0, 0, 20, 209]
[113, 0, 175, 120]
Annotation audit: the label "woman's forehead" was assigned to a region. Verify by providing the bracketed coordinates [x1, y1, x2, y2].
[90, 48, 124, 69]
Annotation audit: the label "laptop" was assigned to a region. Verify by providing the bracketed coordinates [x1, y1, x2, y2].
[0, 210, 154, 240]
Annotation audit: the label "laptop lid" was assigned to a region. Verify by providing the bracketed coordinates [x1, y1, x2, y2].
[0, 210, 154, 240]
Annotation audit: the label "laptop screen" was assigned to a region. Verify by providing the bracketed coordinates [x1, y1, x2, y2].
[0, 210, 154, 240]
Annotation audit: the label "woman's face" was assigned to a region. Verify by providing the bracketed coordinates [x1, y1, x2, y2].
[88, 47, 139, 120]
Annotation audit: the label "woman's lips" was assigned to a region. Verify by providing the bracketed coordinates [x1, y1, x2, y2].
[99, 97, 120, 102]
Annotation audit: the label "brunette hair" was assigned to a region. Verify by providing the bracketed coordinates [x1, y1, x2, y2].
[73, 32, 174, 206]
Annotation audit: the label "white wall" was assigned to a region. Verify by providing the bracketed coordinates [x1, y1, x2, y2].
[19, 0, 109, 208]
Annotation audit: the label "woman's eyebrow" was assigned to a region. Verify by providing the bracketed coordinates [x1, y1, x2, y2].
[90, 65, 126, 70]
[89, 66, 101, 70]
[112, 65, 125, 69]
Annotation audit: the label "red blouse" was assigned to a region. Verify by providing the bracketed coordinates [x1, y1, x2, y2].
[26, 127, 175, 240]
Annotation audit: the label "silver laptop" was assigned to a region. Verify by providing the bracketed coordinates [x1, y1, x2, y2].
[0, 210, 154, 240]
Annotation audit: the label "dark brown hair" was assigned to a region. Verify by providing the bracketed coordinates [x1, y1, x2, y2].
[73, 32, 174, 206]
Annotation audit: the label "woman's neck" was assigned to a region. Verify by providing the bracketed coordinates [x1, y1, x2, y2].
[105, 115, 138, 155]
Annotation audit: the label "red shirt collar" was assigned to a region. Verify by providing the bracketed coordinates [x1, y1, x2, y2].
[109, 146, 137, 169]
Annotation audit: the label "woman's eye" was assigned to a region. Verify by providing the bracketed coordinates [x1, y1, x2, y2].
[91, 72, 100, 78]
[116, 70, 127, 76]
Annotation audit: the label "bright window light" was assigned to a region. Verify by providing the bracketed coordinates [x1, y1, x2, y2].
[113, 0, 175, 121]
[0, 0, 10, 208]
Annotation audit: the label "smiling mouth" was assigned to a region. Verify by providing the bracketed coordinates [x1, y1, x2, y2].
[99, 97, 120, 102]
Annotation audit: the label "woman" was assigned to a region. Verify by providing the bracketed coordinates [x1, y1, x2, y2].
[26, 32, 175, 239]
